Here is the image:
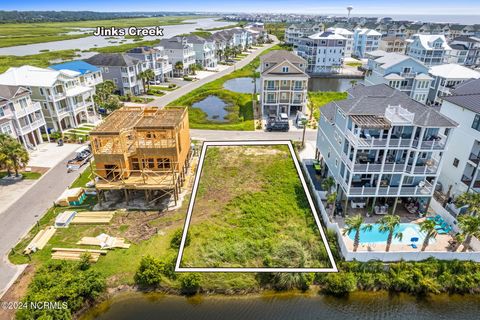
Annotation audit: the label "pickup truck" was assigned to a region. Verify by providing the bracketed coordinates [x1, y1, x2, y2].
[67, 145, 92, 172]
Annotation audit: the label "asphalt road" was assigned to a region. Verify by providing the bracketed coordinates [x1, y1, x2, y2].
[0, 150, 87, 297]
[147, 38, 279, 108]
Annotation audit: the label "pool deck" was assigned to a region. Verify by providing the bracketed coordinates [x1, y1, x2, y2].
[331, 206, 463, 252]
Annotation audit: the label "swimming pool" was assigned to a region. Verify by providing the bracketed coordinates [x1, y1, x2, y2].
[347, 223, 434, 245]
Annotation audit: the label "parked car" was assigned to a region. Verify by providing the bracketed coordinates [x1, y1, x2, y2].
[266, 120, 289, 132]
[279, 113, 289, 122]
[295, 112, 308, 128]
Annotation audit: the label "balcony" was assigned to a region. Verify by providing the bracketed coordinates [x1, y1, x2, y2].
[400, 72, 417, 78]
[19, 118, 46, 134]
[349, 180, 433, 196]
[49, 92, 66, 100]
[14, 102, 42, 118]
[412, 135, 447, 150]
[346, 129, 412, 148]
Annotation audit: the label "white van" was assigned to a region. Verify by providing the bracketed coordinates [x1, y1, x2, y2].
[295, 112, 308, 128]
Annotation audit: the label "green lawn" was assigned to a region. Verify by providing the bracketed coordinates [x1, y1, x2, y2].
[70, 164, 95, 188]
[168, 44, 284, 131]
[345, 61, 363, 67]
[180, 145, 332, 269]
[0, 171, 42, 180]
[308, 91, 348, 120]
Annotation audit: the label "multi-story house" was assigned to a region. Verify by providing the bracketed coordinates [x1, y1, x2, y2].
[326, 27, 353, 57]
[438, 79, 480, 196]
[284, 23, 324, 47]
[405, 34, 451, 66]
[427, 64, 480, 106]
[316, 84, 456, 214]
[259, 50, 308, 117]
[379, 37, 407, 54]
[0, 85, 47, 149]
[352, 28, 382, 58]
[90, 106, 191, 206]
[0, 65, 94, 132]
[365, 51, 433, 104]
[159, 37, 196, 76]
[296, 31, 346, 74]
[126, 46, 173, 83]
[450, 36, 480, 67]
[85, 53, 144, 96]
[49, 61, 103, 88]
[183, 35, 217, 68]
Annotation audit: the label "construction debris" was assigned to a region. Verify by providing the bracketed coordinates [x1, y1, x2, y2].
[71, 211, 115, 224]
[55, 211, 77, 228]
[24, 226, 56, 254]
[77, 233, 131, 249]
[51, 248, 107, 262]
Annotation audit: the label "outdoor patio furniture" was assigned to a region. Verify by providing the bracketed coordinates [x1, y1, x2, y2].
[437, 226, 452, 235]
[313, 160, 321, 173]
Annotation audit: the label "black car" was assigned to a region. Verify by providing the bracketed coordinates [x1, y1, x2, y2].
[266, 120, 289, 132]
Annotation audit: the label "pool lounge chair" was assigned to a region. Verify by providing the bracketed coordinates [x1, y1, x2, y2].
[437, 226, 452, 235]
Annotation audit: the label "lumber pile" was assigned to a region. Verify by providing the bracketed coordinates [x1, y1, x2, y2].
[24, 226, 57, 254]
[71, 211, 115, 225]
[77, 233, 131, 249]
[51, 248, 107, 262]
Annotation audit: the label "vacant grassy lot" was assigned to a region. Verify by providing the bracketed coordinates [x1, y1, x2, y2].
[308, 91, 348, 120]
[0, 16, 204, 48]
[180, 145, 332, 269]
[168, 44, 283, 131]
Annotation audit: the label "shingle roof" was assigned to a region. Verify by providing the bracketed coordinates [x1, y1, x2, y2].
[0, 85, 29, 103]
[85, 53, 139, 67]
[260, 50, 306, 65]
[321, 84, 457, 127]
[442, 79, 480, 113]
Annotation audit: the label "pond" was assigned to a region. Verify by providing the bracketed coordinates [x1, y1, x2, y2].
[223, 77, 260, 94]
[81, 291, 480, 320]
[192, 95, 229, 122]
[308, 78, 363, 92]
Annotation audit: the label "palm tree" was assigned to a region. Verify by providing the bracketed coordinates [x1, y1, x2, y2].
[174, 61, 184, 76]
[457, 215, 480, 252]
[216, 49, 223, 61]
[301, 119, 308, 148]
[419, 219, 438, 251]
[137, 71, 148, 94]
[143, 69, 155, 91]
[378, 214, 402, 252]
[93, 80, 116, 110]
[456, 192, 480, 215]
[322, 176, 335, 195]
[343, 215, 373, 252]
[190, 64, 197, 76]
[0, 134, 29, 177]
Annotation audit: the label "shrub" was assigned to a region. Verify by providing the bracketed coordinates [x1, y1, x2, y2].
[134, 255, 164, 286]
[179, 273, 201, 294]
[162, 254, 178, 280]
[170, 229, 190, 249]
[319, 272, 357, 296]
[16, 260, 105, 320]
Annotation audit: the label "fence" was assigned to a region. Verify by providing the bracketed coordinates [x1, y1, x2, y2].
[301, 159, 480, 262]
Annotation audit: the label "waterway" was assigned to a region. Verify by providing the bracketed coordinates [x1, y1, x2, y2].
[81, 291, 480, 320]
[191, 95, 229, 121]
[308, 78, 362, 92]
[0, 18, 235, 56]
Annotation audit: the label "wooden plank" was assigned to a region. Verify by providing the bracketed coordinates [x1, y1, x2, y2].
[51, 248, 108, 254]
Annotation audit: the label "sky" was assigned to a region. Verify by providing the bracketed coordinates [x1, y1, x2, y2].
[1, 0, 480, 16]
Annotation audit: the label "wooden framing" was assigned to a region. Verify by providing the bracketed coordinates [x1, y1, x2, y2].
[90, 106, 191, 205]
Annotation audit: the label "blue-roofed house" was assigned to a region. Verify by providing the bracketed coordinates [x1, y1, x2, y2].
[50, 61, 103, 88]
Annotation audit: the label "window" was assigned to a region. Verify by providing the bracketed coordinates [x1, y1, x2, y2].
[282, 66, 289, 73]
[102, 67, 109, 73]
[453, 158, 459, 167]
[156, 158, 171, 169]
[472, 114, 480, 132]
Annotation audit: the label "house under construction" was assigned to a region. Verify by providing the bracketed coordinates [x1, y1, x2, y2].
[90, 106, 191, 206]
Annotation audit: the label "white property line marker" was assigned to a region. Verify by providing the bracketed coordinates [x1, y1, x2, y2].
[175, 140, 338, 273]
